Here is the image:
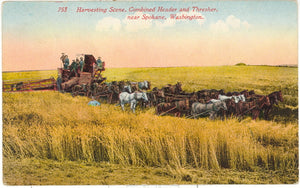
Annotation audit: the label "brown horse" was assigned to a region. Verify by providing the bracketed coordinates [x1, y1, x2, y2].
[140, 89, 165, 108]
[262, 91, 283, 120]
[240, 90, 255, 99]
[236, 100, 256, 119]
[223, 99, 238, 117]
[156, 98, 189, 117]
[197, 89, 225, 103]
[251, 95, 271, 120]
[163, 82, 182, 94]
[237, 95, 270, 120]
[107, 84, 120, 104]
[174, 98, 190, 116]
[188, 92, 198, 106]
[150, 88, 165, 106]
[156, 102, 174, 115]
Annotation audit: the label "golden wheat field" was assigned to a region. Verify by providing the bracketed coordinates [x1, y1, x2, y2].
[2, 65, 299, 185]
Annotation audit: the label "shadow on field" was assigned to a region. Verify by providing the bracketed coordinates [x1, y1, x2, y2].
[268, 106, 298, 123]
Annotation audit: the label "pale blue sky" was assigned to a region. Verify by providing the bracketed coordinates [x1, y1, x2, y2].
[3, 1, 297, 35]
[2, 1, 298, 71]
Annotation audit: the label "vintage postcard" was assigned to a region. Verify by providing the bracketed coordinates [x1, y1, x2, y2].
[1, 0, 298, 186]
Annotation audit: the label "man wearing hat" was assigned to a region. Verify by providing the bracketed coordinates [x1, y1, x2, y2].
[79, 57, 84, 72]
[63, 55, 69, 69]
[96, 57, 103, 70]
[60, 53, 66, 63]
[75, 58, 80, 75]
[56, 74, 62, 92]
[70, 59, 78, 77]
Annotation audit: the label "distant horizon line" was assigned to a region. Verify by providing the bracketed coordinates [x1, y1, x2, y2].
[2, 64, 298, 73]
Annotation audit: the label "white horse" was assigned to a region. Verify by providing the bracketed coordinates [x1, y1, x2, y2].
[207, 94, 245, 105]
[208, 99, 221, 103]
[191, 100, 227, 120]
[232, 94, 246, 103]
[208, 95, 232, 104]
[218, 94, 233, 101]
[119, 91, 148, 113]
[138, 81, 150, 90]
[123, 85, 132, 93]
[130, 81, 150, 90]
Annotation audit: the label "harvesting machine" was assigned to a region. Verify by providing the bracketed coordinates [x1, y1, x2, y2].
[2, 54, 106, 93]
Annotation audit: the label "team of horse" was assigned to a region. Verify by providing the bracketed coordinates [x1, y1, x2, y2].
[119, 83, 282, 120]
[116, 82, 282, 120]
[71, 80, 283, 120]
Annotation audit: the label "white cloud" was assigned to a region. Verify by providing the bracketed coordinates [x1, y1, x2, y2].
[96, 17, 121, 32]
[242, 21, 251, 29]
[226, 15, 241, 29]
[123, 12, 153, 32]
[210, 15, 250, 32]
[210, 20, 229, 32]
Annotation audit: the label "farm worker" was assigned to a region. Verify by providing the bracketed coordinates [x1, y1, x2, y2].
[79, 57, 84, 72]
[88, 97, 101, 106]
[75, 58, 80, 75]
[70, 60, 78, 76]
[70, 60, 75, 70]
[93, 62, 98, 76]
[75, 58, 80, 68]
[60, 53, 65, 62]
[60, 53, 67, 65]
[63, 55, 69, 69]
[96, 57, 103, 69]
[56, 74, 62, 92]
